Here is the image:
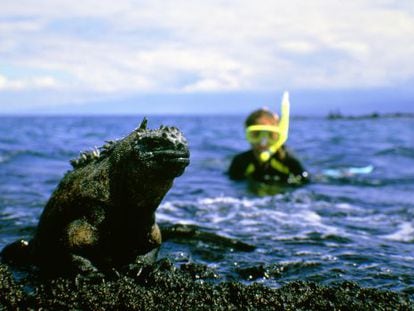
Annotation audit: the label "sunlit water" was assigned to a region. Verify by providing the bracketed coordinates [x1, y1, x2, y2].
[0, 115, 413, 294]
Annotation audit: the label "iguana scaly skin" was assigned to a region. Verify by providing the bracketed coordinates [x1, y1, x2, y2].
[1, 118, 190, 276]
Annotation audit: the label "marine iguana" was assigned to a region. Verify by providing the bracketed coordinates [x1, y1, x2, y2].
[1, 118, 190, 276]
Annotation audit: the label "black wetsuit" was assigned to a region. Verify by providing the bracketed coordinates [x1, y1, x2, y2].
[228, 146, 309, 184]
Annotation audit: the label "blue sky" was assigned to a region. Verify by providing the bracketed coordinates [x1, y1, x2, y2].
[1, 1, 414, 115]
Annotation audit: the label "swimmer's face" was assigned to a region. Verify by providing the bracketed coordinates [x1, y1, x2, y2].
[248, 116, 279, 155]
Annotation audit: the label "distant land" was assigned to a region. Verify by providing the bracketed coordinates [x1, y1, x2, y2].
[326, 111, 414, 120]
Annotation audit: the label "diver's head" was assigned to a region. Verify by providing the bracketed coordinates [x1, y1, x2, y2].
[245, 108, 280, 160]
[245, 92, 290, 163]
[245, 108, 279, 128]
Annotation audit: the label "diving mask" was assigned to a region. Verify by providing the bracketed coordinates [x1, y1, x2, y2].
[245, 125, 280, 145]
[245, 91, 290, 162]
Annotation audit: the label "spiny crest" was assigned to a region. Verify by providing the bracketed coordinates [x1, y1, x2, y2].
[70, 148, 101, 169]
[99, 140, 117, 157]
[135, 118, 169, 134]
[135, 117, 148, 132]
[70, 140, 117, 169]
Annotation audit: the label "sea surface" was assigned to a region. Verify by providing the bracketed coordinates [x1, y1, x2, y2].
[0, 115, 413, 295]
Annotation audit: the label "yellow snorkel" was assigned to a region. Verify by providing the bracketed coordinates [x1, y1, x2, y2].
[246, 91, 290, 162]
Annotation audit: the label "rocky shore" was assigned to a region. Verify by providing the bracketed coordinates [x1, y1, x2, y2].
[1, 260, 412, 310]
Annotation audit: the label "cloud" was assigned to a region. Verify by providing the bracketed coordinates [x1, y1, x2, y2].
[279, 41, 318, 54]
[0, 74, 58, 90]
[1, 0, 414, 102]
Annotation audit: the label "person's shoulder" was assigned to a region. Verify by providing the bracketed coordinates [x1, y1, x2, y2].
[274, 146, 304, 167]
[277, 145, 309, 179]
[232, 149, 254, 162]
[280, 145, 300, 160]
[228, 149, 254, 180]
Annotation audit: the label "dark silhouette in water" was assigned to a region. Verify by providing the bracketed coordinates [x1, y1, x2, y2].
[160, 223, 256, 252]
[1, 118, 190, 276]
[327, 111, 414, 120]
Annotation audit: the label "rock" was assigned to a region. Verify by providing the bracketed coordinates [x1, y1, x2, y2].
[0, 263, 25, 309]
[1, 118, 190, 276]
[0, 261, 412, 310]
[160, 223, 256, 252]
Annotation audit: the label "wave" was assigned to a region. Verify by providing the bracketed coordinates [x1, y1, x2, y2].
[158, 192, 348, 245]
[313, 173, 414, 188]
[376, 147, 414, 158]
[0, 150, 50, 164]
[383, 222, 414, 243]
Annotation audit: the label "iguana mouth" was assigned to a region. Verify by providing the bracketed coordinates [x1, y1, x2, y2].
[152, 150, 190, 165]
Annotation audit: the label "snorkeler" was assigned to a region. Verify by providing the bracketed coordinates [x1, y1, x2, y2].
[228, 92, 310, 185]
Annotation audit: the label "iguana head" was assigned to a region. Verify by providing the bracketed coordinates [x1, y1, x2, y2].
[124, 117, 190, 178]
[71, 118, 190, 179]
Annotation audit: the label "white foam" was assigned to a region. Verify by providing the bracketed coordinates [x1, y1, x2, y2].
[383, 222, 414, 242]
[198, 196, 241, 205]
[335, 203, 356, 210]
[158, 194, 342, 241]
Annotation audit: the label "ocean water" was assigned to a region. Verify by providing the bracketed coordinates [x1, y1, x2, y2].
[0, 115, 413, 294]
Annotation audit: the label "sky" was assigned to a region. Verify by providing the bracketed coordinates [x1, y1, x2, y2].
[1, 0, 414, 115]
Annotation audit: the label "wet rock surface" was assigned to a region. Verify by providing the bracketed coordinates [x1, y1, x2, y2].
[1, 260, 412, 310]
[160, 223, 256, 252]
